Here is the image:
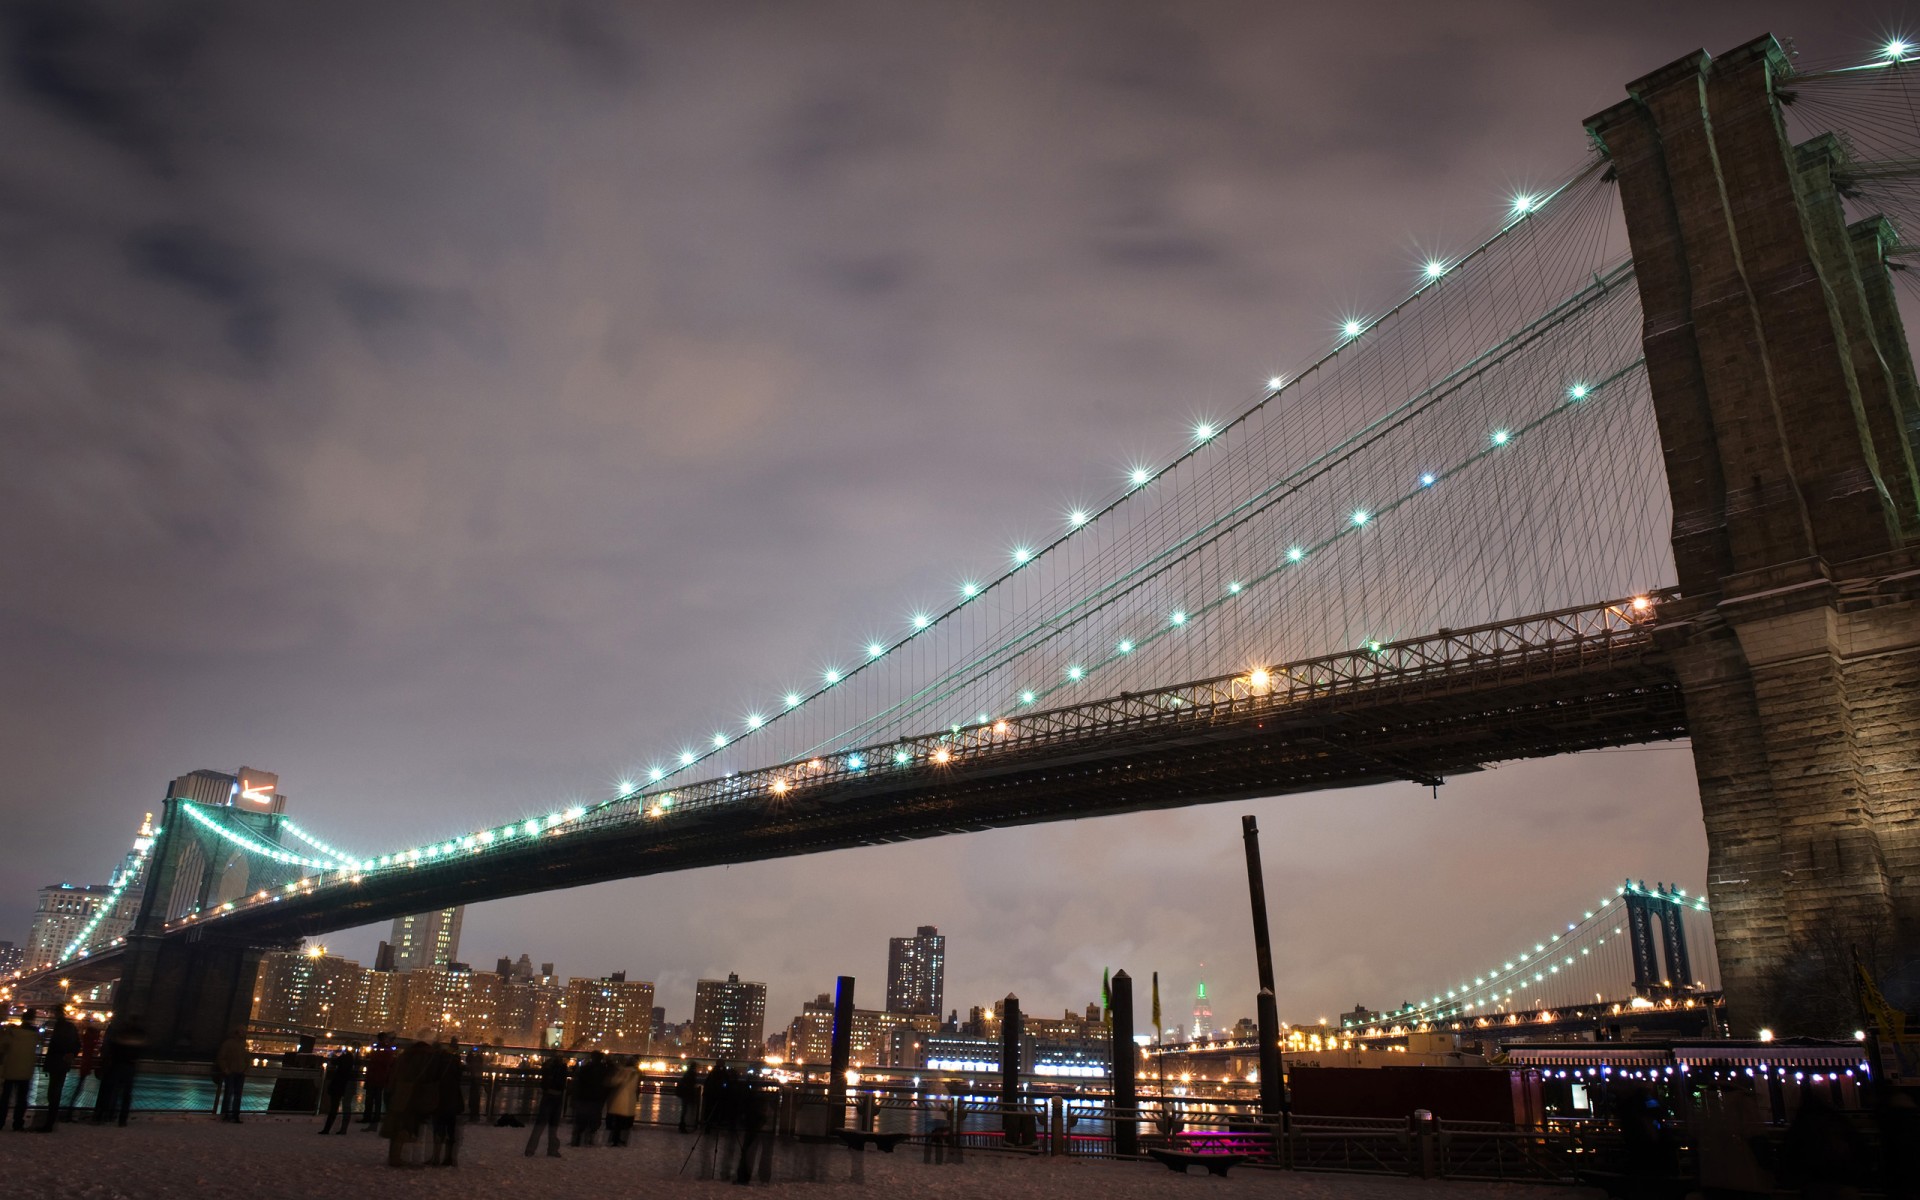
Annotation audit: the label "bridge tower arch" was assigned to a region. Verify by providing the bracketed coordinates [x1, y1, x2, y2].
[1588, 36, 1920, 1031]
[117, 779, 307, 1060]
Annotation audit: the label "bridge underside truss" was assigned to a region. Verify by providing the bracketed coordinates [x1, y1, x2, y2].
[187, 597, 1687, 943]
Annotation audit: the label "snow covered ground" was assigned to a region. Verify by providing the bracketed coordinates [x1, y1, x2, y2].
[0, 1115, 1600, 1199]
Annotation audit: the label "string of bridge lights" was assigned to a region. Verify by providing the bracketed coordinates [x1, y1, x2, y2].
[596, 164, 1605, 804]
[57, 835, 157, 962]
[126, 165, 1636, 921]
[1372, 881, 1713, 1026]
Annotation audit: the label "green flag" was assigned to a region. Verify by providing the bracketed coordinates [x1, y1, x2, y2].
[1152, 971, 1162, 1037]
[1101, 967, 1111, 1016]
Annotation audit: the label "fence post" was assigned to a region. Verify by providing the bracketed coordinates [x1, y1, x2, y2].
[1049, 1094, 1065, 1156]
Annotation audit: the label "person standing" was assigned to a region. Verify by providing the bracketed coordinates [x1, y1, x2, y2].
[318, 1048, 359, 1134]
[675, 1061, 700, 1133]
[428, 1040, 464, 1167]
[604, 1056, 638, 1146]
[213, 1030, 249, 1123]
[0, 1008, 39, 1131]
[380, 1039, 434, 1169]
[68, 1022, 102, 1119]
[569, 1049, 614, 1147]
[36, 1012, 80, 1132]
[360, 1034, 394, 1129]
[463, 1045, 485, 1124]
[523, 1050, 567, 1158]
[96, 1014, 145, 1126]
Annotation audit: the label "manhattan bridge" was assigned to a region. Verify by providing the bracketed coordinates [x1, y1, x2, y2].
[13, 35, 1919, 1062]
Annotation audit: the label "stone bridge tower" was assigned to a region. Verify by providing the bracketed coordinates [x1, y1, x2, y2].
[1588, 36, 1920, 1030]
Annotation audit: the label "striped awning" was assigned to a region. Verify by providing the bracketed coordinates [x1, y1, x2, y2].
[1502, 1046, 1671, 1067]
[1675, 1044, 1872, 1070]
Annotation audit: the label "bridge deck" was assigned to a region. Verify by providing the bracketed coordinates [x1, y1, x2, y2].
[138, 597, 1685, 946]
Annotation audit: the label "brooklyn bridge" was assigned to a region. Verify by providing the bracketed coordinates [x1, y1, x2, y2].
[14, 34, 1919, 1064]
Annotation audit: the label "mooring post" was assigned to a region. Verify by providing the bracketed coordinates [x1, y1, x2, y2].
[1242, 815, 1287, 1121]
[1110, 969, 1138, 1156]
[828, 975, 854, 1123]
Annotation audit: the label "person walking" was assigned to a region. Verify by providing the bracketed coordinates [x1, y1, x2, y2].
[604, 1056, 639, 1146]
[0, 1008, 39, 1131]
[569, 1049, 612, 1147]
[36, 1012, 80, 1132]
[380, 1039, 434, 1169]
[675, 1061, 700, 1133]
[360, 1034, 394, 1129]
[214, 1030, 249, 1123]
[95, 1014, 145, 1126]
[427, 1040, 464, 1167]
[523, 1049, 567, 1158]
[318, 1048, 359, 1134]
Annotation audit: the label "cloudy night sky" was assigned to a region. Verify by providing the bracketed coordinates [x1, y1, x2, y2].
[0, 2, 1898, 1031]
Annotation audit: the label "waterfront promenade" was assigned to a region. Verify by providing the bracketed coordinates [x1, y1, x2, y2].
[0, 1117, 1596, 1198]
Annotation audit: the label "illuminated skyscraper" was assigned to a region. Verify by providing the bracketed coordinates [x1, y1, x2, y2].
[1191, 980, 1213, 1040]
[562, 972, 654, 1055]
[692, 972, 766, 1061]
[389, 906, 464, 972]
[885, 925, 945, 1016]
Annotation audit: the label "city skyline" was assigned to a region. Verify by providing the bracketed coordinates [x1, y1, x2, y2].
[4, 1, 1863, 1038]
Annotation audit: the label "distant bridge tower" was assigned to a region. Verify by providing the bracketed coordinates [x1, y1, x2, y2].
[1621, 882, 1694, 998]
[117, 769, 307, 1059]
[1588, 37, 1920, 1029]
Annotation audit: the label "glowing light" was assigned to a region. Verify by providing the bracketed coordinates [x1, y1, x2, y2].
[746, 714, 764, 730]
[1631, 595, 1652, 612]
[1069, 509, 1089, 527]
[1888, 39, 1912, 59]
[1342, 319, 1363, 338]
[847, 754, 866, 770]
[1287, 546, 1304, 562]
[1249, 668, 1270, 688]
[1227, 581, 1242, 594]
[679, 751, 695, 766]
[1759, 1028, 1774, 1043]
[1423, 259, 1448, 279]
[961, 582, 980, 598]
[564, 806, 585, 821]
[1511, 193, 1537, 217]
[1420, 473, 1435, 487]
[1268, 376, 1285, 390]
[1129, 466, 1153, 487]
[784, 692, 802, 708]
[1568, 382, 1589, 400]
[867, 642, 885, 658]
[992, 719, 1008, 734]
[1019, 690, 1036, 705]
[911, 612, 931, 630]
[1116, 639, 1133, 653]
[648, 767, 665, 782]
[1365, 639, 1384, 653]
[823, 668, 842, 684]
[1066, 665, 1084, 681]
[1012, 547, 1032, 565]
[931, 748, 952, 765]
[1193, 421, 1217, 441]
[1491, 429, 1510, 446]
[712, 733, 728, 749]
[1170, 610, 1187, 626]
[893, 749, 910, 764]
[1351, 509, 1370, 526]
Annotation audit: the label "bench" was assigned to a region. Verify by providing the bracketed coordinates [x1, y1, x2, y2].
[1148, 1148, 1248, 1177]
[835, 1129, 908, 1153]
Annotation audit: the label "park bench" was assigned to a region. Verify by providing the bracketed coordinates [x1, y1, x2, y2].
[835, 1128, 908, 1153]
[1147, 1147, 1248, 1177]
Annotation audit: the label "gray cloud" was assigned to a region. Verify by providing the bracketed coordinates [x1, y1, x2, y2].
[0, 0, 1857, 1027]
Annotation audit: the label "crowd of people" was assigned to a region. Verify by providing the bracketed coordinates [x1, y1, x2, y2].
[0, 1006, 146, 1129]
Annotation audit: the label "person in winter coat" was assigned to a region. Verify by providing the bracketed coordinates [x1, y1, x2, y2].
[213, 1031, 250, 1123]
[37, 1013, 81, 1132]
[427, 1040, 464, 1167]
[95, 1014, 146, 1126]
[569, 1050, 612, 1147]
[380, 1040, 435, 1168]
[675, 1061, 700, 1132]
[523, 1050, 568, 1158]
[603, 1057, 639, 1146]
[0, 1009, 40, 1131]
[318, 1048, 360, 1134]
[360, 1035, 395, 1129]
[69, 1023, 102, 1119]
